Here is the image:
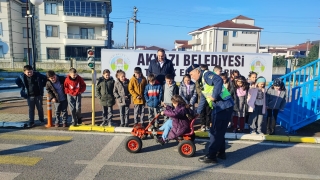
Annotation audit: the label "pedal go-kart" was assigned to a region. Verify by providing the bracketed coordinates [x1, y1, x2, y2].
[125, 114, 197, 157]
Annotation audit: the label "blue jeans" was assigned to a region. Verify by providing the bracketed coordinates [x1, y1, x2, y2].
[159, 119, 172, 140]
[27, 96, 44, 123]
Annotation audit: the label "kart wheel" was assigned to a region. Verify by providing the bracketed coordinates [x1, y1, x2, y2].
[178, 140, 196, 157]
[125, 136, 142, 153]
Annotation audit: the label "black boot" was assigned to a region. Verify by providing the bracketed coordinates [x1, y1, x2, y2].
[266, 117, 271, 134]
[270, 118, 276, 135]
[199, 155, 218, 163]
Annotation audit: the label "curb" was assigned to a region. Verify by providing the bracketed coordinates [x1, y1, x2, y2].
[66, 125, 320, 144]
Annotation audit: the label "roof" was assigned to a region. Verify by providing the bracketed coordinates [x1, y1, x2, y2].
[189, 18, 262, 33]
[145, 46, 167, 51]
[268, 49, 287, 53]
[287, 43, 314, 51]
[232, 15, 254, 20]
[178, 44, 192, 49]
[174, 40, 188, 44]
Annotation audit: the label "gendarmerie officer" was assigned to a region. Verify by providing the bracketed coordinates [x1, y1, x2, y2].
[187, 64, 234, 163]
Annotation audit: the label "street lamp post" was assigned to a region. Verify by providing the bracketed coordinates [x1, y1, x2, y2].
[29, 0, 44, 71]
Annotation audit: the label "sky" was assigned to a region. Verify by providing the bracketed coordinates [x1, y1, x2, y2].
[110, 0, 320, 50]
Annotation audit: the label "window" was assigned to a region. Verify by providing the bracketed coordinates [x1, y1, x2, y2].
[232, 43, 256, 47]
[242, 31, 257, 34]
[47, 48, 60, 59]
[21, 7, 27, 17]
[0, 46, 3, 58]
[81, 28, 94, 39]
[223, 31, 228, 36]
[23, 27, 30, 38]
[223, 44, 227, 50]
[64, 0, 107, 17]
[0, 22, 2, 36]
[233, 31, 237, 37]
[45, 3, 57, 14]
[46, 25, 58, 37]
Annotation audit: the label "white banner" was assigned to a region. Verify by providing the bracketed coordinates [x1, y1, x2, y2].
[101, 49, 273, 82]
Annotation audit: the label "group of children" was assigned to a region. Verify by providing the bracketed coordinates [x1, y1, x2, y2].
[220, 70, 287, 135]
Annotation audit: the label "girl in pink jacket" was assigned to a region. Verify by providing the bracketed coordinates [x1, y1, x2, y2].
[247, 77, 266, 135]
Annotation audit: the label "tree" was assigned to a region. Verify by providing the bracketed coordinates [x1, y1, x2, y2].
[273, 56, 286, 67]
[307, 44, 319, 62]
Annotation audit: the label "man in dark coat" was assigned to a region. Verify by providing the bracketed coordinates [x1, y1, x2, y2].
[148, 49, 175, 85]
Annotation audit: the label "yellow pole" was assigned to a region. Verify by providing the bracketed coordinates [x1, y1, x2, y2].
[92, 69, 95, 126]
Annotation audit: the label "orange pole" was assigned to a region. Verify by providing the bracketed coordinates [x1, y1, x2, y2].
[45, 94, 53, 128]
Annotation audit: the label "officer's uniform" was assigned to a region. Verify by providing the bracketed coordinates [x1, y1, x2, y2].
[187, 64, 234, 162]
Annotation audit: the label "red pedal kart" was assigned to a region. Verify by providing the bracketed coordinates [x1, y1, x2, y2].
[125, 114, 197, 157]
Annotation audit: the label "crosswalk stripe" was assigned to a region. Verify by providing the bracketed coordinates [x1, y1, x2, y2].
[0, 156, 42, 166]
[0, 172, 20, 180]
[0, 143, 59, 152]
[0, 134, 73, 141]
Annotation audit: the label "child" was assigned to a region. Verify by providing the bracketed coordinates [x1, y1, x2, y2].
[129, 67, 147, 125]
[162, 74, 179, 122]
[266, 78, 286, 135]
[230, 76, 249, 133]
[247, 76, 266, 135]
[248, 71, 258, 88]
[179, 74, 197, 110]
[144, 73, 163, 127]
[46, 70, 68, 127]
[15, 65, 47, 127]
[113, 70, 131, 127]
[157, 95, 194, 145]
[64, 68, 86, 126]
[245, 71, 258, 129]
[197, 64, 211, 131]
[230, 70, 240, 82]
[96, 69, 115, 127]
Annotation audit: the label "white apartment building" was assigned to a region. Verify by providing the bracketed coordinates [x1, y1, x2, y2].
[188, 15, 263, 53]
[259, 45, 294, 57]
[0, 0, 112, 62]
[174, 40, 192, 51]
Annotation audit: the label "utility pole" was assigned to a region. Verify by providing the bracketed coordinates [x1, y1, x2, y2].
[131, 6, 140, 50]
[26, 0, 31, 66]
[306, 39, 310, 57]
[126, 20, 129, 49]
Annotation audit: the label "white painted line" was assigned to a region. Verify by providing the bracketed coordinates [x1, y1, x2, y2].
[105, 161, 320, 179]
[3, 122, 27, 128]
[0, 172, 20, 180]
[114, 127, 132, 133]
[74, 136, 125, 180]
[0, 143, 59, 152]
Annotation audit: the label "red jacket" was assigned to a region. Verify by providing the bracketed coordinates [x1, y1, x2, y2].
[64, 75, 86, 96]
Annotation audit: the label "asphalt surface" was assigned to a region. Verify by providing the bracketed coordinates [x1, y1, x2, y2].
[0, 129, 320, 180]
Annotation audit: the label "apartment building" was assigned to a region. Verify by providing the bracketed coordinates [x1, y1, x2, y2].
[0, 0, 112, 62]
[259, 45, 294, 57]
[188, 15, 263, 53]
[286, 42, 315, 58]
[173, 40, 192, 51]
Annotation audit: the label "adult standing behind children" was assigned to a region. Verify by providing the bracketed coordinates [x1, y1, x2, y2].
[113, 70, 131, 127]
[148, 49, 175, 85]
[144, 73, 163, 127]
[96, 69, 115, 127]
[129, 67, 147, 126]
[64, 68, 86, 126]
[15, 65, 47, 127]
[46, 70, 68, 127]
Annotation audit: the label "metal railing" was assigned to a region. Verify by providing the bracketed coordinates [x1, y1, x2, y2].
[64, 12, 107, 18]
[66, 34, 107, 40]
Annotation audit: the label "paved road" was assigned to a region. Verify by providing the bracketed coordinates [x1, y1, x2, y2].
[0, 130, 320, 180]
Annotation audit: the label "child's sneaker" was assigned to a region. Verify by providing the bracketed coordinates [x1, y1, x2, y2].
[250, 131, 257, 135]
[200, 125, 206, 132]
[227, 122, 232, 129]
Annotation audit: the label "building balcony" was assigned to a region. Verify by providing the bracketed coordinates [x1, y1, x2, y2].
[64, 34, 107, 46]
[188, 39, 201, 45]
[63, 12, 108, 25]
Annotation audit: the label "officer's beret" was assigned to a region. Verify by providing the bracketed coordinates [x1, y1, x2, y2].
[186, 64, 200, 74]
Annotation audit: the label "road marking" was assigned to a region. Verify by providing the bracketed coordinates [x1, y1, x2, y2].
[105, 161, 320, 179]
[0, 143, 59, 152]
[0, 156, 42, 166]
[74, 136, 125, 180]
[0, 172, 20, 180]
[0, 134, 73, 141]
